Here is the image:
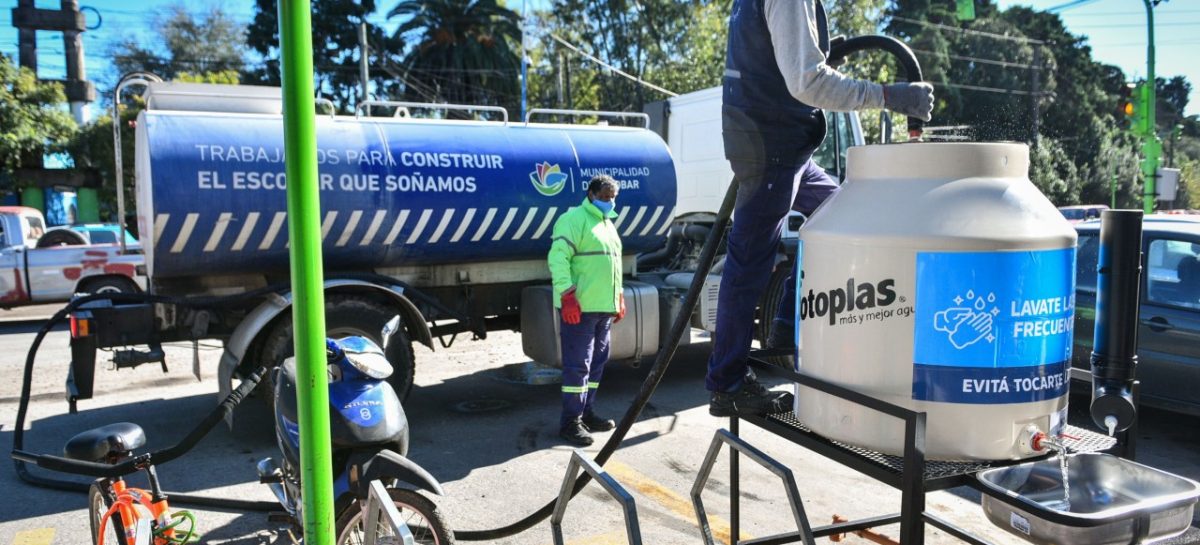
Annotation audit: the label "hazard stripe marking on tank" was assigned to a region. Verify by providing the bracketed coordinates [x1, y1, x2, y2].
[622, 206, 647, 237]
[511, 208, 538, 240]
[531, 207, 558, 239]
[231, 212, 260, 251]
[472, 208, 497, 242]
[427, 209, 455, 244]
[153, 214, 169, 247]
[491, 208, 518, 241]
[320, 211, 339, 241]
[260, 212, 287, 250]
[613, 206, 630, 229]
[450, 208, 476, 243]
[203, 213, 234, 252]
[383, 210, 409, 245]
[640, 206, 664, 236]
[656, 207, 676, 236]
[171, 213, 199, 253]
[336, 210, 363, 247]
[406, 209, 433, 244]
[360, 210, 387, 246]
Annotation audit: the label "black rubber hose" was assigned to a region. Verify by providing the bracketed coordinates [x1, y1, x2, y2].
[827, 35, 925, 137]
[454, 176, 740, 541]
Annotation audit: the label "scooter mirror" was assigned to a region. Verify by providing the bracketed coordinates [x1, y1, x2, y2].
[382, 316, 401, 350]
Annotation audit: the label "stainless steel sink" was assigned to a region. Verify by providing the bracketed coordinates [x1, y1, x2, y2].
[977, 453, 1200, 545]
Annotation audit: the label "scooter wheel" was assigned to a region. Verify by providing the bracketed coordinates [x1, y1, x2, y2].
[335, 488, 454, 545]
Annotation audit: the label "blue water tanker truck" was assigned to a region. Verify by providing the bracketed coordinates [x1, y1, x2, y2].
[65, 81, 862, 415]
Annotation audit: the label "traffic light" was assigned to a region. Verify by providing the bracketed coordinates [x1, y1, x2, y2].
[1118, 82, 1152, 137]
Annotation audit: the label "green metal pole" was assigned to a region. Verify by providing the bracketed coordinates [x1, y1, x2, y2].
[278, 1, 335, 543]
[1141, 0, 1161, 214]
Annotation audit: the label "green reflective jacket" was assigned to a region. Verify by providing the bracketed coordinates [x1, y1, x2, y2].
[548, 197, 623, 312]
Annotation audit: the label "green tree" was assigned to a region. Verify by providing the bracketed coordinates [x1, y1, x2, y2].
[246, 0, 402, 112]
[110, 4, 247, 80]
[0, 55, 76, 186]
[66, 100, 140, 222]
[387, 0, 522, 113]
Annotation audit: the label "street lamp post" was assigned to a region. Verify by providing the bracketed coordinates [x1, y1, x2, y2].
[1140, 0, 1166, 214]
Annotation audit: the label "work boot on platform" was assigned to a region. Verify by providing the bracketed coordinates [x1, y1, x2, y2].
[582, 411, 616, 432]
[709, 374, 794, 417]
[559, 418, 594, 446]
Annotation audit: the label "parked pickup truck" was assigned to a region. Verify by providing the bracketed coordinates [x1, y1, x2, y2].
[0, 206, 145, 308]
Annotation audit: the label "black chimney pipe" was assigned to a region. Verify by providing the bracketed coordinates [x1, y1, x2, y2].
[1089, 210, 1143, 434]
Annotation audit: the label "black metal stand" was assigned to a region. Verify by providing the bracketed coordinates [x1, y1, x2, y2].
[720, 356, 1117, 545]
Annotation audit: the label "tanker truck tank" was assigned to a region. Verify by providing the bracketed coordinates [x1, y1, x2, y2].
[134, 109, 677, 279]
[795, 142, 1076, 461]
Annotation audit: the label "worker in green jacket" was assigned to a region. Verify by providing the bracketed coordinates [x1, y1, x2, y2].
[548, 175, 626, 446]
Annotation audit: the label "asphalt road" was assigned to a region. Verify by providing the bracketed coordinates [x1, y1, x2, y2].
[1, 307, 1198, 545]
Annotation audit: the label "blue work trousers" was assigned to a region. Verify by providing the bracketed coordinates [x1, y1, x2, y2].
[705, 159, 838, 392]
[560, 312, 613, 428]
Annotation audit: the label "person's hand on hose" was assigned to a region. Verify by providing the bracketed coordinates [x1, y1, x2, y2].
[615, 293, 626, 323]
[561, 289, 582, 325]
[883, 82, 935, 122]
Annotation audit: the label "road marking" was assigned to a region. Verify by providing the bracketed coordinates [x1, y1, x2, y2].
[203, 212, 233, 252]
[531, 207, 558, 239]
[546, 530, 629, 545]
[604, 459, 750, 544]
[231, 212, 260, 251]
[11, 528, 55, 545]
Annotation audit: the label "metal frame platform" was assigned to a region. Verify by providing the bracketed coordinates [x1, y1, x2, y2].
[713, 356, 1118, 545]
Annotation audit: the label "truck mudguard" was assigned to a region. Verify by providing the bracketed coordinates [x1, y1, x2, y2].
[136, 112, 677, 278]
[216, 279, 432, 410]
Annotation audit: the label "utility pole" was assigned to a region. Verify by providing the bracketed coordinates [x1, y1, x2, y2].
[1030, 47, 1042, 147]
[520, 0, 528, 120]
[358, 21, 369, 104]
[1140, 0, 1165, 215]
[557, 52, 564, 107]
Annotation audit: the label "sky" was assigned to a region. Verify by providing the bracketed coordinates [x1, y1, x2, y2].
[0, 0, 1196, 116]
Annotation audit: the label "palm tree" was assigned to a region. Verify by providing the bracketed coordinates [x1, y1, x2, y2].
[388, 0, 522, 114]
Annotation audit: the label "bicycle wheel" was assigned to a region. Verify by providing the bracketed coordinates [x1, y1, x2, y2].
[334, 488, 454, 545]
[89, 481, 127, 545]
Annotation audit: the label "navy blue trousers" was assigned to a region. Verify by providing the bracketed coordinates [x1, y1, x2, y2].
[705, 159, 838, 392]
[560, 312, 613, 428]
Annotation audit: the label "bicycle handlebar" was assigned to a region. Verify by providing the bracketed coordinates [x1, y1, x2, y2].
[11, 365, 268, 479]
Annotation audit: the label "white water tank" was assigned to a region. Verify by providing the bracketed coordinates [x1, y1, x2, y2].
[795, 142, 1076, 461]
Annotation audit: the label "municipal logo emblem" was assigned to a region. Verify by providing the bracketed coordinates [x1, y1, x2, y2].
[530, 162, 568, 196]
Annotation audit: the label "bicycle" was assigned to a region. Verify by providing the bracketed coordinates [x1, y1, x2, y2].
[71, 422, 199, 545]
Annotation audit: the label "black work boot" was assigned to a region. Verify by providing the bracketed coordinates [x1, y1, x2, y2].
[559, 418, 594, 446]
[582, 411, 616, 432]
[709, 374, 794, 417]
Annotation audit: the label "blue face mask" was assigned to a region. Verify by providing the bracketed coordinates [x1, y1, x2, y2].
[592, 199, 614, 215]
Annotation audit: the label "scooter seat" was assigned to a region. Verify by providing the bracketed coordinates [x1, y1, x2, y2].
[63, 422, 146, 462]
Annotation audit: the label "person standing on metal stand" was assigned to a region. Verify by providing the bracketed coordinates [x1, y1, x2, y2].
[708, 0, 935, 416]
[549, 175, 626, 445]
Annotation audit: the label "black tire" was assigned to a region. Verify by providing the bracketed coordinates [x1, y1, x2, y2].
[37, 229, 87, 248]
[89, 481, 126, 545]
[755, 262, 795, 368]
[334, 488, 454, 545]
[260, 294, 416, 402]
[78, 276, 140, 297]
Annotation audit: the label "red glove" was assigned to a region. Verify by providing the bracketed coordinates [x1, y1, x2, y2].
[615, 293, 626, 323]
[561, 290, 582, 325]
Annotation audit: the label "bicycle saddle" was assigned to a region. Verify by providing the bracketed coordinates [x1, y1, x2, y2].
[63, 422, 146, 462]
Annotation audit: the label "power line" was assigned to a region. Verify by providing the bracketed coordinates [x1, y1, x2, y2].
[889, 16, 1047, 45]
[1047, 0, 1101, 13]
[548, 33, 677, 97]
[910, 47, 1038, 70]
[942, 82, 1043, 96]
[1073, 21, 1200, 28]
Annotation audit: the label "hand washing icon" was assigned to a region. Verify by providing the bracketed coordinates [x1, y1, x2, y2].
[933, 290, 999, 349]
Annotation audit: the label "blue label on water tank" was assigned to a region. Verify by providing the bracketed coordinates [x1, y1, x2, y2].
[912, 248, 1076, 404]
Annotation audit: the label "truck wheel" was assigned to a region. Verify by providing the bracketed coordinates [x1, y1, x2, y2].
[755, 262, 794, 368]
[77, 276, 139, 296]
[37, 229, 87, 247]
[260, 294, 417, 402]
